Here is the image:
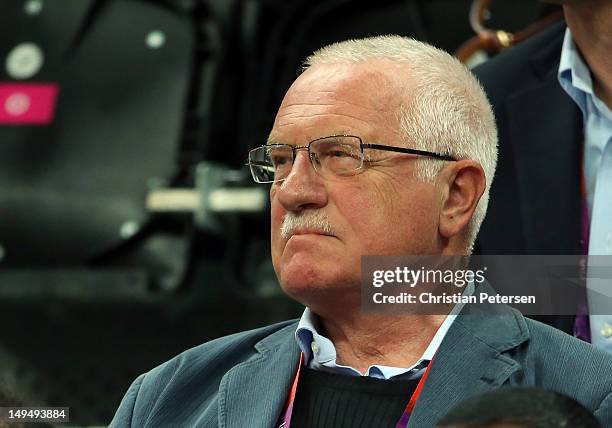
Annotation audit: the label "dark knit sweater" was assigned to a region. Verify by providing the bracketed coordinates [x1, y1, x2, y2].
[290, 368, 419, 428]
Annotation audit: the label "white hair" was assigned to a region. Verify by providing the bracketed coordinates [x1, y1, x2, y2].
[302, 35, 498, 253]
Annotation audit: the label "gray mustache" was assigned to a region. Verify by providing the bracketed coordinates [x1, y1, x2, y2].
[280, 210, 334, 238]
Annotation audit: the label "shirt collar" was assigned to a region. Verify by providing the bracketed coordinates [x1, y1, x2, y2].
[558, 28, 593, 114]
[295, 281, 475, 378]
[558, 28, 612, 126]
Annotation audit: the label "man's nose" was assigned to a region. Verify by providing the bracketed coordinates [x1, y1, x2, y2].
[274, 150, 328, 212]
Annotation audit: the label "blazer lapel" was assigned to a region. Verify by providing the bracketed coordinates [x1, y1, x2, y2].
[505, 34, 583, 255]
[218, 322, 301, 428]
[409, 297, 529, 427]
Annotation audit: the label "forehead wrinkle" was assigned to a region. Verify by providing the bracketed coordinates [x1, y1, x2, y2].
[276, 111, 374, 127]
[267, 126, 358, 145]
[282, 84, 396, 107]
[279, 94, 387, 112]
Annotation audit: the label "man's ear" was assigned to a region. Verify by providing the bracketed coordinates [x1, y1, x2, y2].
[438, 160, 486, 240]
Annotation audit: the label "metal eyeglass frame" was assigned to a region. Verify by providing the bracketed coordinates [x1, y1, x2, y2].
[248, 134, 456, 183]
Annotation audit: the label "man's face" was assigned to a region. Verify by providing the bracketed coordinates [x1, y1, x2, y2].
[269, 61, 443, 306]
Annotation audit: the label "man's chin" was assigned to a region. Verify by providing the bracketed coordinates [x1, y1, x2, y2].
[280, 279, 346, 305]
[278, 270, 328, 296]
[278, 265, 359, 299]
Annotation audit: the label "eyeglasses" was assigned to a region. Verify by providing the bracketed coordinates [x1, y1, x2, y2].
[247, 135, 456, 184]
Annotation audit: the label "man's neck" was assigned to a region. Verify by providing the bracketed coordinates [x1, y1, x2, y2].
[316, 312, 446, 374]
[564, 2, 612, 108]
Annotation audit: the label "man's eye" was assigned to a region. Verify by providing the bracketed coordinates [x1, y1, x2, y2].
[320, 146, 357, 159]
[270, 153, 291, 166]
[328, 150, 350, 158]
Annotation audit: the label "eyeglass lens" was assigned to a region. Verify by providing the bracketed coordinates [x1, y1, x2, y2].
[249, 136, 363, 183]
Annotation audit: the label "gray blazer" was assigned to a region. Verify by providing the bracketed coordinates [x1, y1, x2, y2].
[110, 306, 612, 427]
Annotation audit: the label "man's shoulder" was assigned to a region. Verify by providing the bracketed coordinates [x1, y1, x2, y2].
[520, 316, 612, 406]
[148, 318, 299, 381]
[523, 316, 612, 368]
[467, 312, 612, 422]
[110, 319, 299, 427]
[456, 304, 612, 390]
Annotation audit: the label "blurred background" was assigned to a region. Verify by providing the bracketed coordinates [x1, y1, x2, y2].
[0, 0, 560, 425]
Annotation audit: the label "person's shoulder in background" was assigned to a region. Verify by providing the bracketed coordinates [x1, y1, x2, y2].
[473, 21, 567, 99]
[109, 319, 298, 427]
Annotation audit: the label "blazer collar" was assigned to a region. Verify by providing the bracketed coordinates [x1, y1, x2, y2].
[219, 322, 300, 428]
[530, 22, 566, 81]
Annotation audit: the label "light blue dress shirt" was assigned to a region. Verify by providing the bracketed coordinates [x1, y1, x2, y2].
[294, 282, 475, 380]
[558, 29, 612, 352]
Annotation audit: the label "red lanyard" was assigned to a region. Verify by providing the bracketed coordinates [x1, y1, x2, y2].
[277, 353, 434, 428]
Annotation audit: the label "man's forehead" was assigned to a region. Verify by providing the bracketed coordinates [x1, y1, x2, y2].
[267, 127, 356, 145]
[285, 61, 409, 106]
[270, 61, 409, 143]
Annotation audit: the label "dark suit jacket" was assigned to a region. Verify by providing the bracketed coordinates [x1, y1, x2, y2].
[110, 304, 612, 427]
[473, 22, 583, 334]
[474, 21, 583, 256]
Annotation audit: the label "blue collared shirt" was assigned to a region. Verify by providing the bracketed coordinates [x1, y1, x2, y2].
[558, 28, 612, 352]
[295, 282, 475, 380]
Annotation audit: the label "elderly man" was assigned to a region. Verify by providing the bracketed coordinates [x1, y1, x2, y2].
[111, 36, 612, 428]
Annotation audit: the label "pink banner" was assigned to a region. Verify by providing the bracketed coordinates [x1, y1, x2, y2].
[0, 82, 59, 125]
